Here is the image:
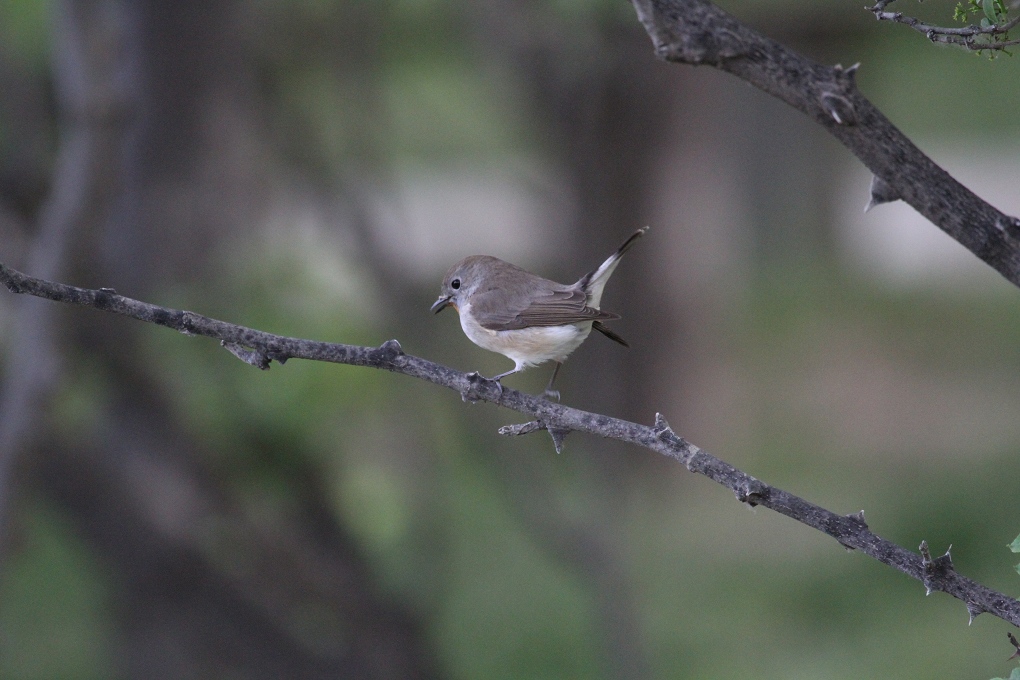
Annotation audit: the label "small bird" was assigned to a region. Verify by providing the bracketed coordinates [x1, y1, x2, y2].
[431, 227, 647, 399]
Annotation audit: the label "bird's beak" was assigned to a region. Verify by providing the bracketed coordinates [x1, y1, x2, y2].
[431, 295, 452, 314]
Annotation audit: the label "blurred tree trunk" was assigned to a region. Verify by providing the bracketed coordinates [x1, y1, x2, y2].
[2, 1, 439, 678]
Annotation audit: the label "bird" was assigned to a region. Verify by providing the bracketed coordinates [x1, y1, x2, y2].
[430, 227, 647, 399]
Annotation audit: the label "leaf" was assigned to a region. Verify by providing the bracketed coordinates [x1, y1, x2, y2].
[1010, 668, 1020, 680]
[1009, 534, 1020, 553]
[984, 0, 1000, 23]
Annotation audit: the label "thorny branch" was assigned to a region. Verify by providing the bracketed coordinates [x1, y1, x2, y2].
[630, 0, 1020, 287]
[870, 0, 1020, 52]
[2, 261, 1020, 629]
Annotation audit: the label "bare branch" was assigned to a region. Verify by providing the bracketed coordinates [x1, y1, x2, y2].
[3, 262, 1020, 629]
[870, 0, 1020, 52]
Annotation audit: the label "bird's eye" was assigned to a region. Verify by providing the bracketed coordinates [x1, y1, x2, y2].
[451, 278, 461, 290]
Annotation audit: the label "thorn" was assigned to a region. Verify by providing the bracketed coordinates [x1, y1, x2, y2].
[94, 287, 119, 310]
[837, 510, 868, 549]
[497, 419, 570, 453]
[498, 421, 542, 437]
[966, 601, 984, 625]
[652, 412, 700, 465]
[374, 339, 404, 364]
[919, 540, 954, 596]
[833, 62, 860, 81]
[995, 215, 1020, 239]
[920, 540, 934, 595]
[865, 174, 900, 212]
[221, 341, 271, 370]
[547, 426, 569, 454]
[820, 92, 857, 126]
[380, 338, 403, 353]
[653, 412, 675, 439]
[735, 478, 769, 507]
[1007, 632, 1020, 660]
[847, 509, 868, 528]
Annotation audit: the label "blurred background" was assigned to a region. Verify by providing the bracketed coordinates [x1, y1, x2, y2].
[1, 0, 1019, 678]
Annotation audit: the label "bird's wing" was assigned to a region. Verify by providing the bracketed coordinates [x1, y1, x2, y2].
[473, 287, 619, 331]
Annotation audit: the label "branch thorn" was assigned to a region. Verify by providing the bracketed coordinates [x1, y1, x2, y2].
[919, 540, 955, 595]
[820, 92, 857, 126]
[221, 341, 271, 370]
[846, 509, 868, 528]
[735, 478, 768, 507]
[498, 421, 542, 437]
[653, 412, 676, 440]
[966, 600, 985, 625]
[497, 419, 570, 453]
[865, 174, 901, 212]
[547, 425, 569, 454]
[374, 339, 404, 364]
[995, 215, 1020, 240]
[1007, 632, 1020, 660]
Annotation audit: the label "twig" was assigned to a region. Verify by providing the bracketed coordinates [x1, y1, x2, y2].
[869, 0, 1020, 51]
[2, 261, 1019, 628]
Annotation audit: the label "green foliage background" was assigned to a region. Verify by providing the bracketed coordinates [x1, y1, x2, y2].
[2, 0, 1020, 678]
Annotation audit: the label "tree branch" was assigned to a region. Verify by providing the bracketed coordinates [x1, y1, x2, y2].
[2, 261, 1019, 629]
[630, 0, 1020, 288]
[870, 0, 1020, 52]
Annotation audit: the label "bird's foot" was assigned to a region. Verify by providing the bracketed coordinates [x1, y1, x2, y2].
[542, 388, 561, 402]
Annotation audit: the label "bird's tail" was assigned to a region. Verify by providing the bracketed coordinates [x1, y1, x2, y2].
[578, 227, 648, 308]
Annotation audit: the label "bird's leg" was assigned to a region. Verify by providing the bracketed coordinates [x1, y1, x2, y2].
[489, 367, 518, 382]
[543, 362, 562, 401]
[486, 366, 524, 399]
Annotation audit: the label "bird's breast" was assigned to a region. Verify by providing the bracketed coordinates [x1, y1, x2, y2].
[458, 302, 592, 367]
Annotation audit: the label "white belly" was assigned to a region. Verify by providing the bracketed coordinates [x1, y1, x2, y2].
[459, 302, 592, 370]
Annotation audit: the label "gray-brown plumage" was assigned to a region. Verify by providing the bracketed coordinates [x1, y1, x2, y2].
[431, 227, 647, 398]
